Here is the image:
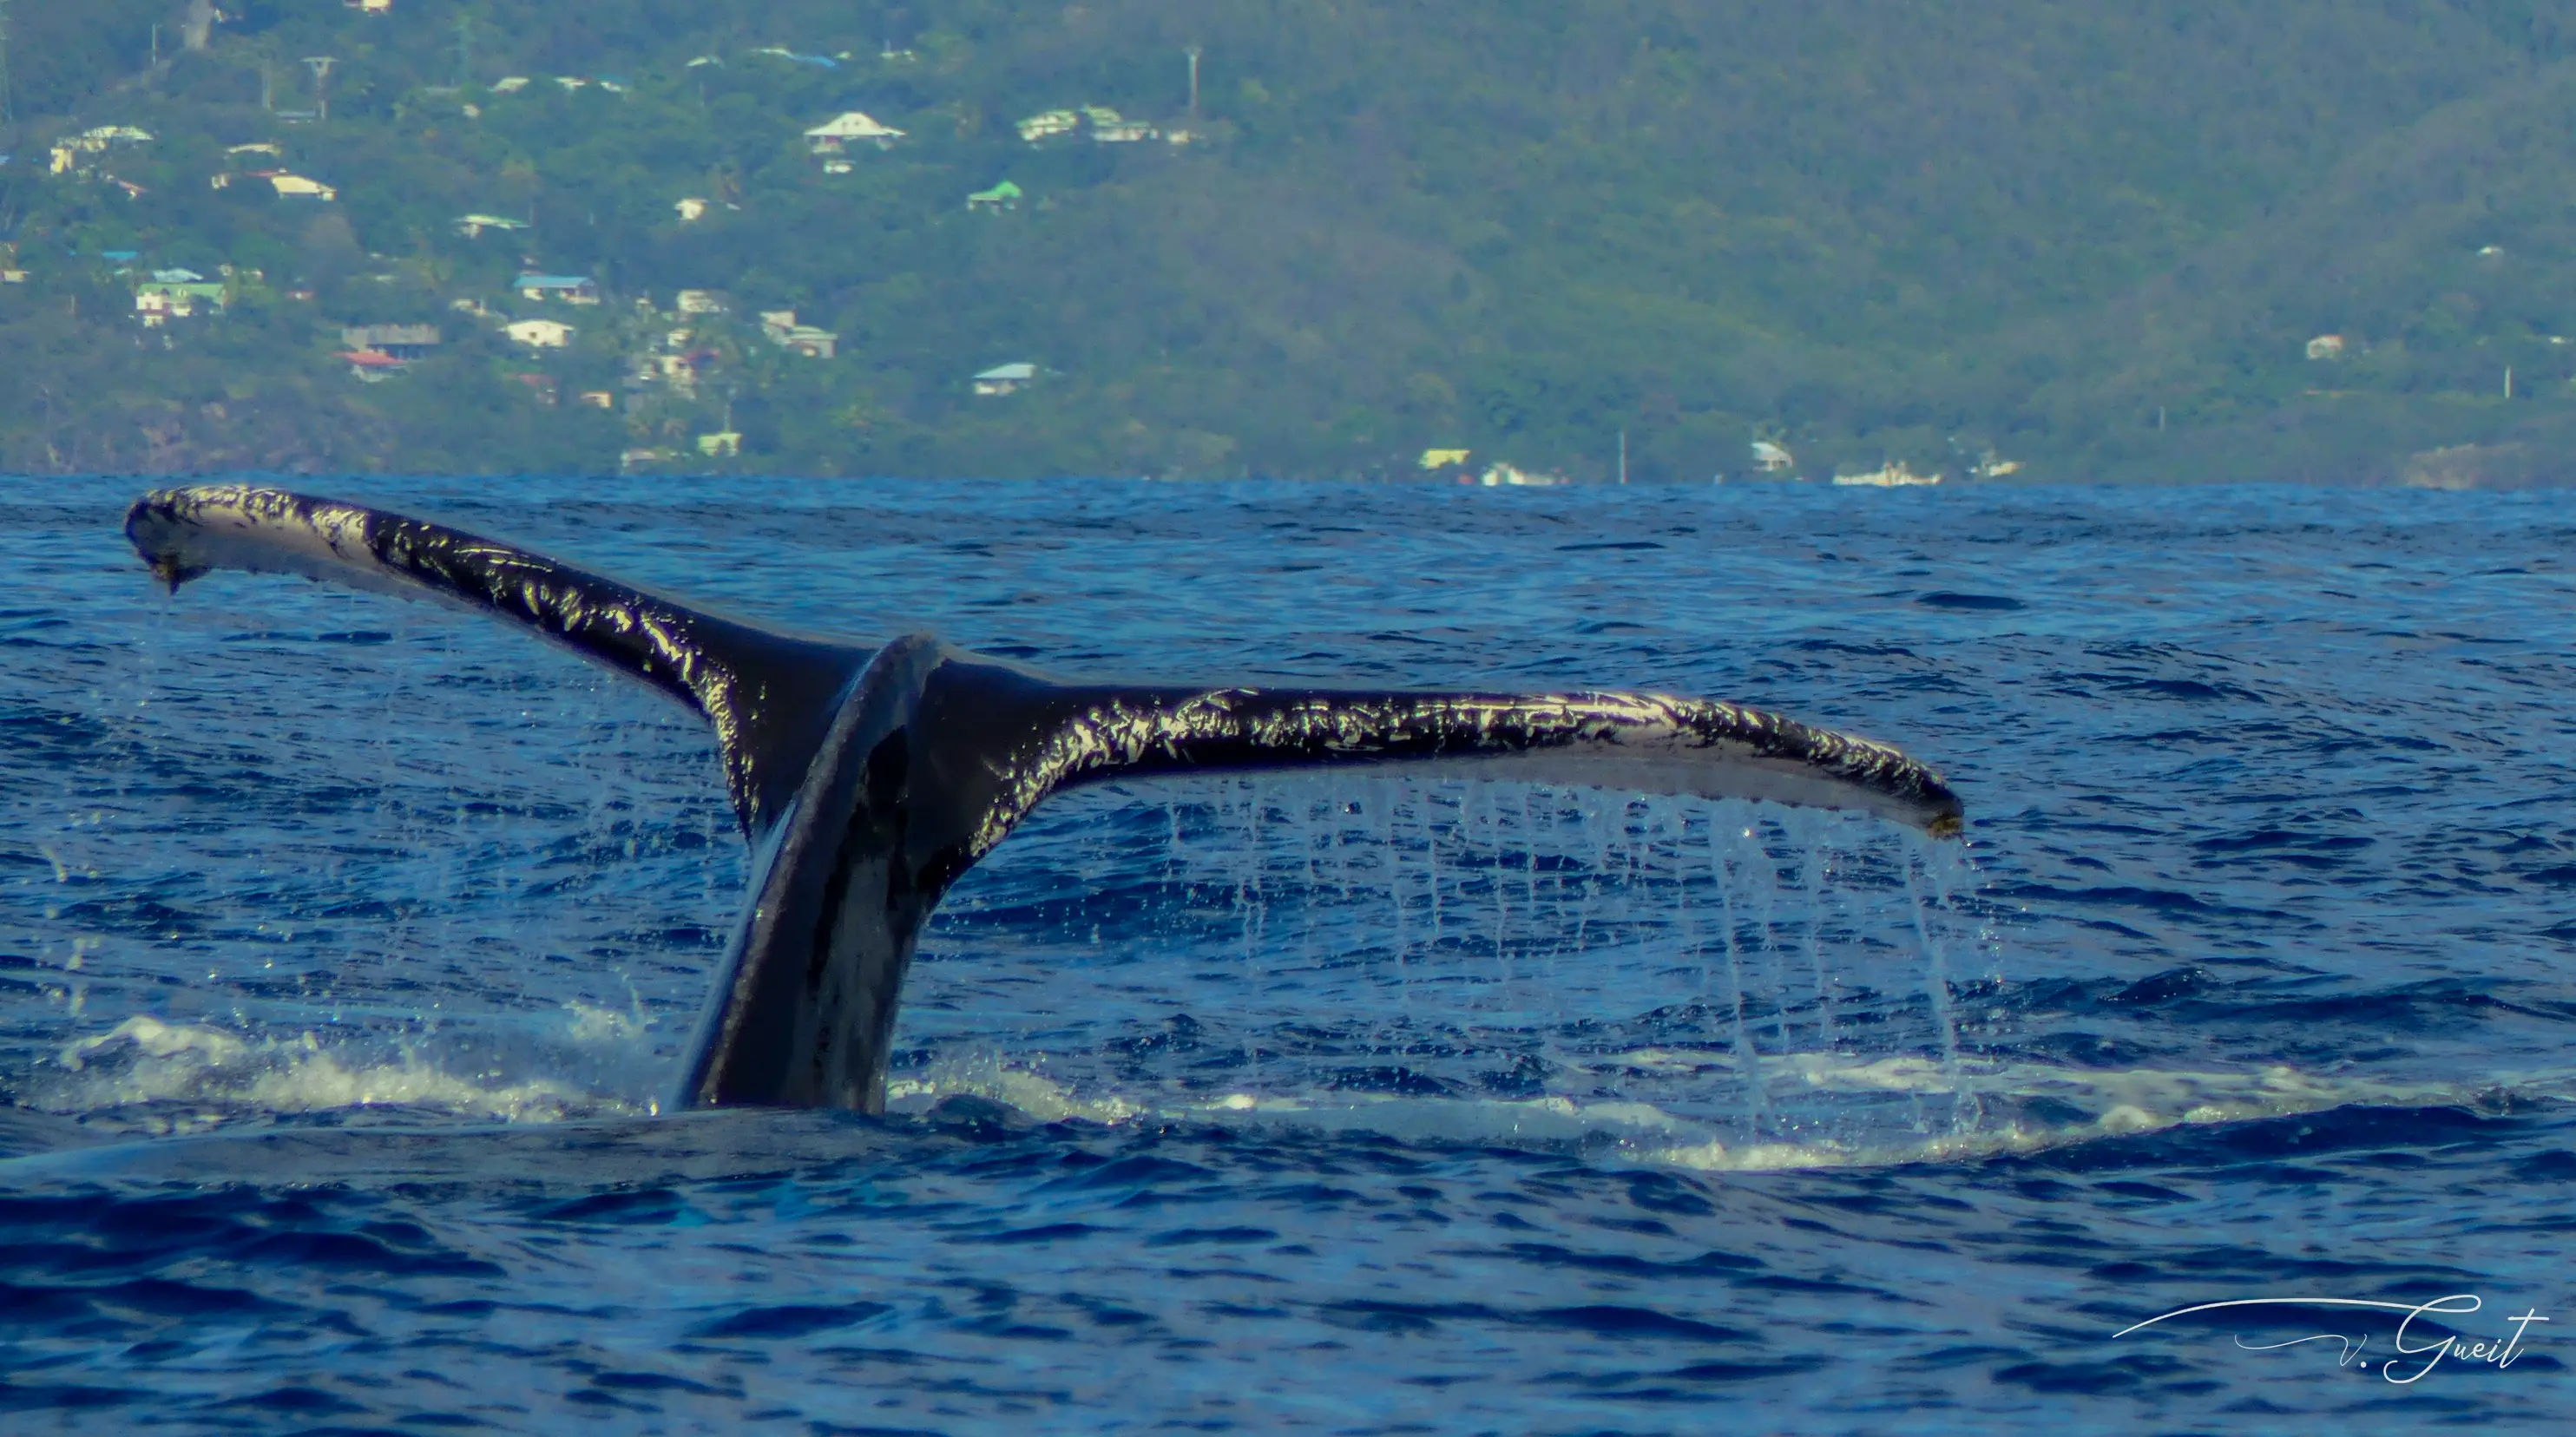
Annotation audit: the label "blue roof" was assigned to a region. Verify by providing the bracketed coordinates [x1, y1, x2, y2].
[514, 274, 592, 287]
[102, 251, 140, 261]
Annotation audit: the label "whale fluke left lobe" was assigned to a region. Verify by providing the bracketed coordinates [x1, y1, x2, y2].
[125, 484, 870, 838]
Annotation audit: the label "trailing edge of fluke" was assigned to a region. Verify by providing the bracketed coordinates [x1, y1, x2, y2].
[123, 484, 1967, 1114]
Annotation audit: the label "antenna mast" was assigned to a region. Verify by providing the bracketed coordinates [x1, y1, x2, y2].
[1186, 45, 1202, 118]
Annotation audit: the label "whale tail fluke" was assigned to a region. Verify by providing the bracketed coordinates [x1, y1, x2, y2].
[128, 483, 1966, 1112]
[125, 484, 871, 839]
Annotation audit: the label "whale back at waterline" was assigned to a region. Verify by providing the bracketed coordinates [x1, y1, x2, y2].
[122, 483, 1966, 1112]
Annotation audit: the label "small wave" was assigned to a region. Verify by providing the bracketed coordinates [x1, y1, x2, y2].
[884, 1049, 2572, 1173]
[37, 1017, 637, 1132]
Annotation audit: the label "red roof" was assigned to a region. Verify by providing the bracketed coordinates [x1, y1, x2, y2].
[337, 349, 404, 368]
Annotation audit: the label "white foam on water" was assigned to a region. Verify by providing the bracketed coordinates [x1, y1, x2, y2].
[884, 1056, 1146, 1125]
[39, 1017, 635, 1132]
[877, 1047, 2575, 1173]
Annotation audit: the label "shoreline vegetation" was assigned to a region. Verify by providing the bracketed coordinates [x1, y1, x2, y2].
[7, 2, 2576, 485]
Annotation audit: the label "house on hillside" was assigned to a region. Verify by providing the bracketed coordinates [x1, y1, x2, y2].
[492, 77, 530, 94]
[674, 197, 708, 222]
[974, 362, 1036, 396]
[1751, 439, 1794, 473]
[1016, 110, 1080, 142]
[1417, 449, 1471, 470]
[655, 351, 714, 390]
[514, 274, 600, 305]
[675, 290, 727, 315]
[1831, 461, 1939, 488]
[2306, 334, 2346, 360]
[342, 324, 440, 359]
[454, 213, 529, 238]
[51, 125, 154, 176]
[134, 271, 227, 325]
[967, 180, 1022, 212]
[759, 310, 839, 359]
[504, 318, 575, 348]
[751, 47, 839, 69]
[1477, 463, 1564, 487]
[268, 174, 337, 200]
[338, 349, 408, 381]
[134, 275, 227, 326]
[1095, 120, 1159, 143]
[347, 0, 393, 13]
[805, 113, 905, 153]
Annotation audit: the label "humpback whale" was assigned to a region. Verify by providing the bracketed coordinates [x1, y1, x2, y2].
[124, 485, 1965, 1114]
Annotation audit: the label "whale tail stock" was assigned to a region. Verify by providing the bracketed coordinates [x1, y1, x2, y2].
[124, 484, 1966, 1113]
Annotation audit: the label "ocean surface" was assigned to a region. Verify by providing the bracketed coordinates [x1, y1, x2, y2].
[1, 476, 2572, 1434]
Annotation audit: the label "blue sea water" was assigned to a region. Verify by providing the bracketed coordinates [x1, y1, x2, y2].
[1, 476, 2573, 1433]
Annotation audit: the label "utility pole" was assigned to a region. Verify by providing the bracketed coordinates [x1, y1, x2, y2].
[303, 56, 335, 121]
[152, 24, 161, 69]
[1186, 45, 1202, 118]
[261, 62, 275, 113]
[1618, 429, 1628, 484]
[457, 16, 472, 88]
[2506, 366, 2514, 399]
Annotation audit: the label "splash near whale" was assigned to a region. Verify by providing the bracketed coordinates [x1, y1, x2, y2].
[123, 484, 1966, 1115]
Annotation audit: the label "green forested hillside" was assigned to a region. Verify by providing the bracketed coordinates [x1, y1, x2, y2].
[7, 0, 2576, 481]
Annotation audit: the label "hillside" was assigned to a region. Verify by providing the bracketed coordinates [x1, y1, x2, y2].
[7, 0, 2576, 481]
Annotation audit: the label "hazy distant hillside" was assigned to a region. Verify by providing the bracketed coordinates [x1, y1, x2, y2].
[7, 0, 2576, 480]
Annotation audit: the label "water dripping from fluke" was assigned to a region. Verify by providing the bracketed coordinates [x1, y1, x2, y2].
[912, 776, 2000, 1156]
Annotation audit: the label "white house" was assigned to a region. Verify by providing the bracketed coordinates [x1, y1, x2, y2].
[1015, 110, 1079, 142]
[1832, 461, 1940, 488]
[269, 174, 338, 200]
[454, 213, 529, 238]
[674, 197, 708, 222]
[504, 318, 575, 349]
[513, 274, 600, 305]
[805, 112, 905, 153]
[2305, 334, 2347, 360]
[975, 362, 1037, 396]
